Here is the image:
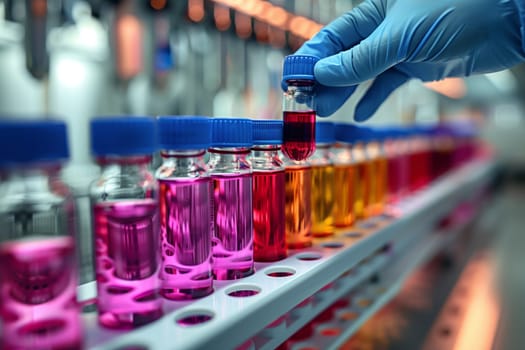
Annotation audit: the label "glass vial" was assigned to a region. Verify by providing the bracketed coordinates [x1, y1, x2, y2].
[0, 120, 82, 350]
[364, 127, 387, 217]
[156, 116, 214, 300]
[310, 121, 335, 237]
[251, 120, 286, 262]
[90, 116, 162, 329]
[281, 55, 319, 161]
[333, 123, 358, 228]
[208, 118, 254, 280]
[283, 155, 312, 249]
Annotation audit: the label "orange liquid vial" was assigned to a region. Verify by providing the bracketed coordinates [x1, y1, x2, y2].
[285, 164, 312, 248]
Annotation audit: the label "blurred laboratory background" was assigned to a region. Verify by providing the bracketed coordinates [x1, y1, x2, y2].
[1, 0, 525, 349]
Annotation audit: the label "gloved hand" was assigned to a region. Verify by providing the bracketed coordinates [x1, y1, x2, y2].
[295, 0, 525, 121]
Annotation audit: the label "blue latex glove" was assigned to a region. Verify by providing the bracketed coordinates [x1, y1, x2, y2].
[295, 0, 525, 121]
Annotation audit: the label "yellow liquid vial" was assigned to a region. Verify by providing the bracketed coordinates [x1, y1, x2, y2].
[355, 160, 374, 219]
[372, 156, 388, 215]
[311, 164, 335, 237]
[285, 165, 312, 248]
[332, 164, 357, 228]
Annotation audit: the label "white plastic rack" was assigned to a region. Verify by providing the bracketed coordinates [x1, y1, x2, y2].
[78, 159, 496, 350]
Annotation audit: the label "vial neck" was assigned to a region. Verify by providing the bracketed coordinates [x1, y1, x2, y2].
[97, 155, 152, 174]
[161, 150, 206, 159]
[208, 147, 251, 173]
[1, 163, 62, 182]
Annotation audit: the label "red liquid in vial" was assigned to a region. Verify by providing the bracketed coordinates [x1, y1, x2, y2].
[158, 178, 213, 300]
[253, 170, 286, 262]
[0, 236, 82, 350]
[94, 199, 162, 329]
[282, 111, 316, 161]
[212, 173, 254, 280]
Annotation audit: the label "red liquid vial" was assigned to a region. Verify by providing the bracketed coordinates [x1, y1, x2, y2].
[282, 111, 316, 161]
[90, 117, 162, 329]
[156, 116, 214, 300]
[251, 120, 286, 262]
[282, 54, 319, 161]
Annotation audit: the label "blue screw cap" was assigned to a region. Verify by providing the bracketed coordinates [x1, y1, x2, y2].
[252, 120, 282, 146]
[316, 121, 335, 144]
[0, 119, 69, 167]
[211, 118, 253, 148]
[334, 123, 368, 144]
[90, 116, 157, 157]
[282, 55, 319, 82]
[158, 116, 211, 150]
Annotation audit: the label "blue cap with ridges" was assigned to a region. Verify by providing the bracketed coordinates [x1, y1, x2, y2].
[282, 55, 319, 82]
[0, 119, 69, 166]
[158, 116, 211, 150]
[335, 123, 368, 143]
[91, 116, 157, 156]
[252, 120, 282, 145]
[211, 118, 253, 148]
[316, 121, 335, 144]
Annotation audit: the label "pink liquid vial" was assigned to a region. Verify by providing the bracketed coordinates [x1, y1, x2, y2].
[90, 117, 162, 329]
[158, 179, 213, 299]
[211, 173, 254, 279]
[209, 118, 254, 280]
[282, 55, 319, 161]
[251, 120, 286, 262]
[93, 200, 162, 328]
[156, 114, 214, 299]
[0, 119, 82, 350]
[0, 237, 81, 350]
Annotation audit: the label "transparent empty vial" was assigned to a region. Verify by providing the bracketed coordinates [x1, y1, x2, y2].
[90, 116, 162, 329]
[0, 119, 82, 350]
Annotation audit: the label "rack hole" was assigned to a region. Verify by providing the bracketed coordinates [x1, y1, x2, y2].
[440, 326, 452, 337]
[339, 311, 359, 321]
[176, 310, 214, 326]
[345, 232, 363, 238]
[320, 327, 341, 336]
[226, 284, 261, 297]
[358, 221, 377, 229]
[321, 242, 344, 249]
[265, 267, 296, 278]
[114, 345, 149, 350]
[296, 253, 322, 261]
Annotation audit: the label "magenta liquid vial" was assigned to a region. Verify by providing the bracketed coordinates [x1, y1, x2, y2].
[208, 118, 254, 280]
[156, 116, 213, 300]
[90, 116, 162, 329]
[0, 120, 82, 350]
[251, 120, 286, 262]
[281, 55, 319, 161]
